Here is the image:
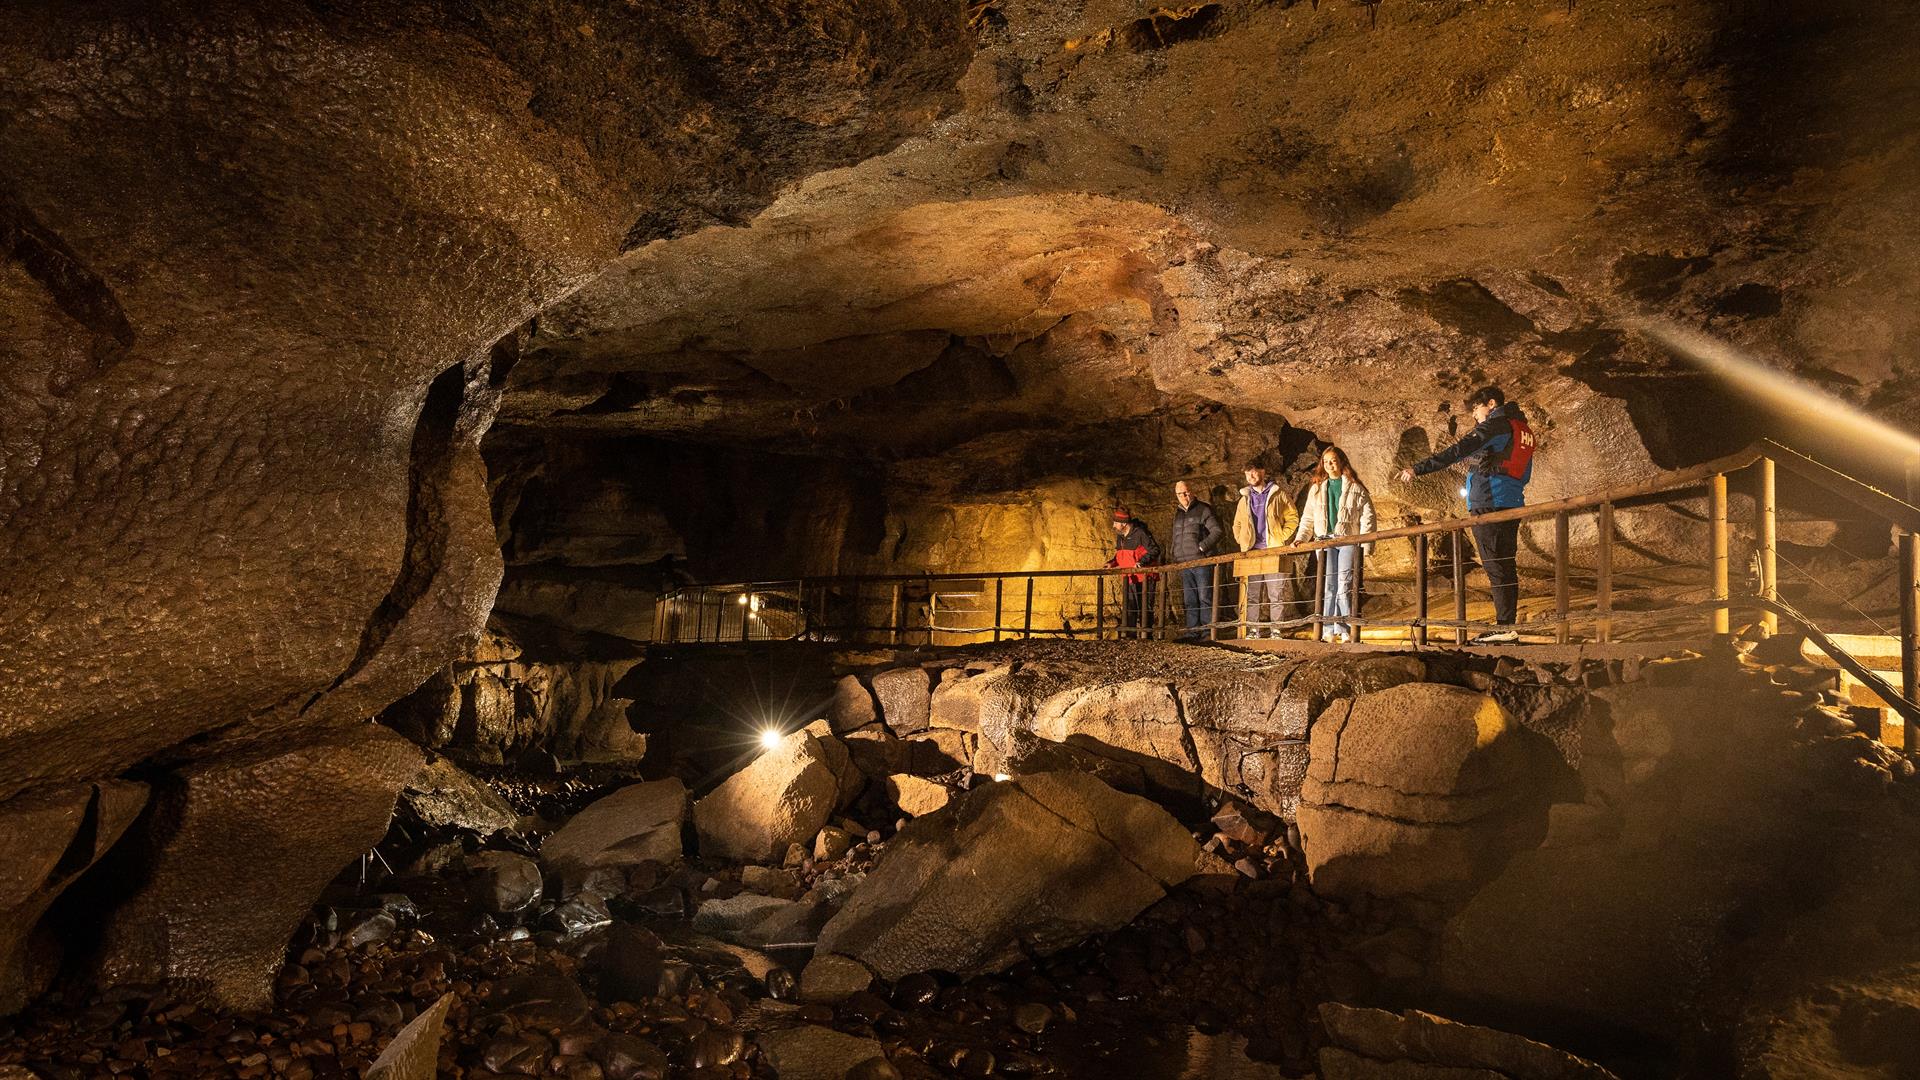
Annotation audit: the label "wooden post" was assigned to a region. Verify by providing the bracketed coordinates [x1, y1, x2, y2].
[1901, 530, 1919, 711]
[1237, 563, 1249, 641]
[1451, 530, 1467, 645]
[1760, 457, 1779, 637]
[890, 583, 903, 646]
[1554, 511, 1570, 644]
[1347, 545, 1363, 643]
[1597, 503, 1614, 643]
[1023, 577, 1035, 640]
[1414, 533, 1429, 647]
[1095, 576, 1106, 640]
[1711, 473, 1731, 636]
[1209, 563, 1223, 641]
[1312, 551, 1327, 642]
[993, 577, 1004, 643]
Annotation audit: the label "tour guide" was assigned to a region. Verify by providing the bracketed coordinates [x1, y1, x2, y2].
[1398, 385, 1535, 643]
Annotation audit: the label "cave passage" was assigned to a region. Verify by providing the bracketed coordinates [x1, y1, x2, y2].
[2, 2, 1920, 1079]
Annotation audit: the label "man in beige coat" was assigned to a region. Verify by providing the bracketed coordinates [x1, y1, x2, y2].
[1232, 465, 1300, 638]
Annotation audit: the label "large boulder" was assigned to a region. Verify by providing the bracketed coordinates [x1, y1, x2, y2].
[816, 771, 1203, 979]
[540, 778, 687, 872]
[825, 676, 878, 734]
[872, 667, 932, 735]
[1297, 683, 1547, 901]
[1317, 1004, 1618, 1080]
[88, 726, 423, 1009]
[693, 727, 855, 862]
[0, 781, 147, 1014]
[399, 756, 517, 834]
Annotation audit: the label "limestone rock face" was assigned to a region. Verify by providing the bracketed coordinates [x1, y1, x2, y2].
[498, 0, 1920, 615]
[540, 778, 688, 872]
[1297, 683, 1548, 900]
[816, 771, 1202, 980]
[0, 0, 969, 799]
[693, 727, 854, 862]
[88, 725, 424, 1009]
[0, 781, 147, 1015]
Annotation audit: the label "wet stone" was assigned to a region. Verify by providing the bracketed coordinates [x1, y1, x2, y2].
[1013, 1002, 1054, 1034]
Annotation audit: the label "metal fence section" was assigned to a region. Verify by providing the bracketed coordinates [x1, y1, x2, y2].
[649, 440, 1920, 729]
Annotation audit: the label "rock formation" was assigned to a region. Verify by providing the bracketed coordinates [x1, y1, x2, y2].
[0, 0, 969, 1007]
[489, 0, 1920, 636]
[693, 724, 859, 863]
[88, 726, 424, 1010]
[815, 770, 1204, 979]
[1298, 683, 1551, 900]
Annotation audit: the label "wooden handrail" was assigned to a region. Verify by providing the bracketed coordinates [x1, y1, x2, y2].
[1758, 439, 1920, 533]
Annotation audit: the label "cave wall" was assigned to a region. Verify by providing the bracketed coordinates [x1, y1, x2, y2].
[0, 0, 970, 1009]
[492, 0, 1920, 614]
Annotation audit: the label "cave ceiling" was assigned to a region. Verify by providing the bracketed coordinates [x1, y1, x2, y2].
[502, 0, 1920, 493]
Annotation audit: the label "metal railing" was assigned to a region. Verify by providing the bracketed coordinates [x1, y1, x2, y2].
[649, 440, 1920, 727]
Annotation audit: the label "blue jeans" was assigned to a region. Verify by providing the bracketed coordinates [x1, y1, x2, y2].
[1319, 543, 1360, 639]
[1180, 566, 1214, 637]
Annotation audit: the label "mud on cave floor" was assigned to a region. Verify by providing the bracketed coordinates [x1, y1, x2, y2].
[0, 790, 1355, 1080]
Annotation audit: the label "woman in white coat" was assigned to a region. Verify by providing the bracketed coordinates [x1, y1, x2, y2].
[1293, 446, 1376, 643]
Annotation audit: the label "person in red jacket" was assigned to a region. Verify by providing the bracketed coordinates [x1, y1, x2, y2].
[1105, 507, 1163, 637]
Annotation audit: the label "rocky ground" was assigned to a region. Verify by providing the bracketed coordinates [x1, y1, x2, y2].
[0, 779, 1330, 1080]
[3, 636, 1915, 1079]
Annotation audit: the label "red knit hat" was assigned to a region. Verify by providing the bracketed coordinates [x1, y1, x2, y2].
[1110, 507, 1133, 523]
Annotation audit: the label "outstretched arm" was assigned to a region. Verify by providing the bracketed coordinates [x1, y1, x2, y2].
[1412, 421, 1505, 476]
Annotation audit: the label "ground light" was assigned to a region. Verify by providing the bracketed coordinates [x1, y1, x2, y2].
[758, 727, 784, 750]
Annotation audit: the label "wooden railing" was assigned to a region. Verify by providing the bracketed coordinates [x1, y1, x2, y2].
[649, 440, 1920, 726]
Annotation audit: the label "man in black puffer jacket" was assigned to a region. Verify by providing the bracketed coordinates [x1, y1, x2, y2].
[1169, 481, 1225, 639]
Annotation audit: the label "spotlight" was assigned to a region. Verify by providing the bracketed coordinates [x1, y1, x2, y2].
[737, 594, 750, 606]
[759, 727, 783, 750]
[1459, 483, 1469, 498]
[992, 772, 1011, 782]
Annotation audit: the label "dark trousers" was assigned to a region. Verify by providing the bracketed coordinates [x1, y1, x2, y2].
[1471, 517, 1521, 625]
[1122, 578, 1156, 636]
[1180, 566, 1213, 637]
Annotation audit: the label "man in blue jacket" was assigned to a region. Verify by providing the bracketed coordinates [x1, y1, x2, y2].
[1398, 386, 1536, 642]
